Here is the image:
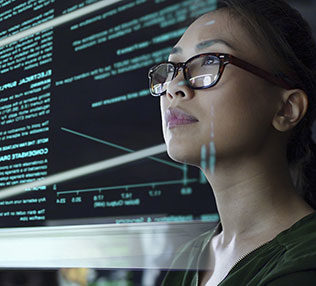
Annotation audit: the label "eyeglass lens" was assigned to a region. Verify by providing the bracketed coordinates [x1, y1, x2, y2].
[151, 63, 175, 95]
[150, 55, 220, 96]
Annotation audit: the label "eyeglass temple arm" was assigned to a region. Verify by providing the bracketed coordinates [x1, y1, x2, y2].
[227, 55, 292, 90]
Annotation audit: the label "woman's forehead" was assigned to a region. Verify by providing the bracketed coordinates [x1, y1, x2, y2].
[184, 10, 243, 48]
[171, 13, 236, 59]
[173, 10, 266, 67]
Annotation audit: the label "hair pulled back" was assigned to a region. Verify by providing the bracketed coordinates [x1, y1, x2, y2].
[216, 0, 316, 209]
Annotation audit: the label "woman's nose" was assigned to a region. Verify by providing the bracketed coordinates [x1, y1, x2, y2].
[166, 69, 194, 101]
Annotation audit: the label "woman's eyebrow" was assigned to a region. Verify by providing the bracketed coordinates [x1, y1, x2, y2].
[195, 39, 236, 51]
[170, 39, 236, 55]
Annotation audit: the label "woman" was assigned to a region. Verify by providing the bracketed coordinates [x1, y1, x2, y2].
[148, 0, 316, 285]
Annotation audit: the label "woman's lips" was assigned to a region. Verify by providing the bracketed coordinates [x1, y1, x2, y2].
[165, 107, 199, 129]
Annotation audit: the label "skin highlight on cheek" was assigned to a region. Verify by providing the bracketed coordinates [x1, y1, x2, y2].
[209, 105, 216, 174]
[209, 141, 216, 174]
[200, 105, 216, 178]
[200, 144, 208, 183]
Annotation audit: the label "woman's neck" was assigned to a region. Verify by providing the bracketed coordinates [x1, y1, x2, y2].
[202, 153, 315, 247]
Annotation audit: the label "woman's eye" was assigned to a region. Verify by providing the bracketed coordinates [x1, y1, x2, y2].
[202, 57, 215, 65]
[167, 66, 175, 73]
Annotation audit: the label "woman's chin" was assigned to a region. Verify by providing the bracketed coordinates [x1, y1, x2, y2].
[166, 145, 200, 166]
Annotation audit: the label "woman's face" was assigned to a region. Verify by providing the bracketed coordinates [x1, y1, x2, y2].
[160, 9, 282, 168]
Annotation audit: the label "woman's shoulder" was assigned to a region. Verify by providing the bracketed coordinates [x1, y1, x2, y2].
[276, 211, 316, 257]
[258, 211, 316, 285]
[260, 270, 316, 286]
[218, 212, 316, 286]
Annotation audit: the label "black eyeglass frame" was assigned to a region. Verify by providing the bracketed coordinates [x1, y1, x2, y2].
[148, 53, 293, 97]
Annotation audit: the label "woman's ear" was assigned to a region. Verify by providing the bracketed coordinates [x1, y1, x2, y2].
[272, 89, 308, 132]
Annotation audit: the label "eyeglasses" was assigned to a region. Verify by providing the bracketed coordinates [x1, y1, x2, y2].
[148, 53, 293, 97]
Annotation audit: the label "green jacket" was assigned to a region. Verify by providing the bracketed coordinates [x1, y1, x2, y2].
[161, 211, 316, 285]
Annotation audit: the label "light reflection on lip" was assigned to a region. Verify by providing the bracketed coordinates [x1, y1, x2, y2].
[165, 107, 199, 129]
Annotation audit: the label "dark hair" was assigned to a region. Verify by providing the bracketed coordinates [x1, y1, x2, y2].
[216, 0, 316, 209]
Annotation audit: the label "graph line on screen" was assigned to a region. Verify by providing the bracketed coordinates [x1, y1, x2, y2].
[61, 127, 184, 170]
[0, 144, 167, 200]
[56, 178, 198, 195]
[57, 127, 194, 195]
